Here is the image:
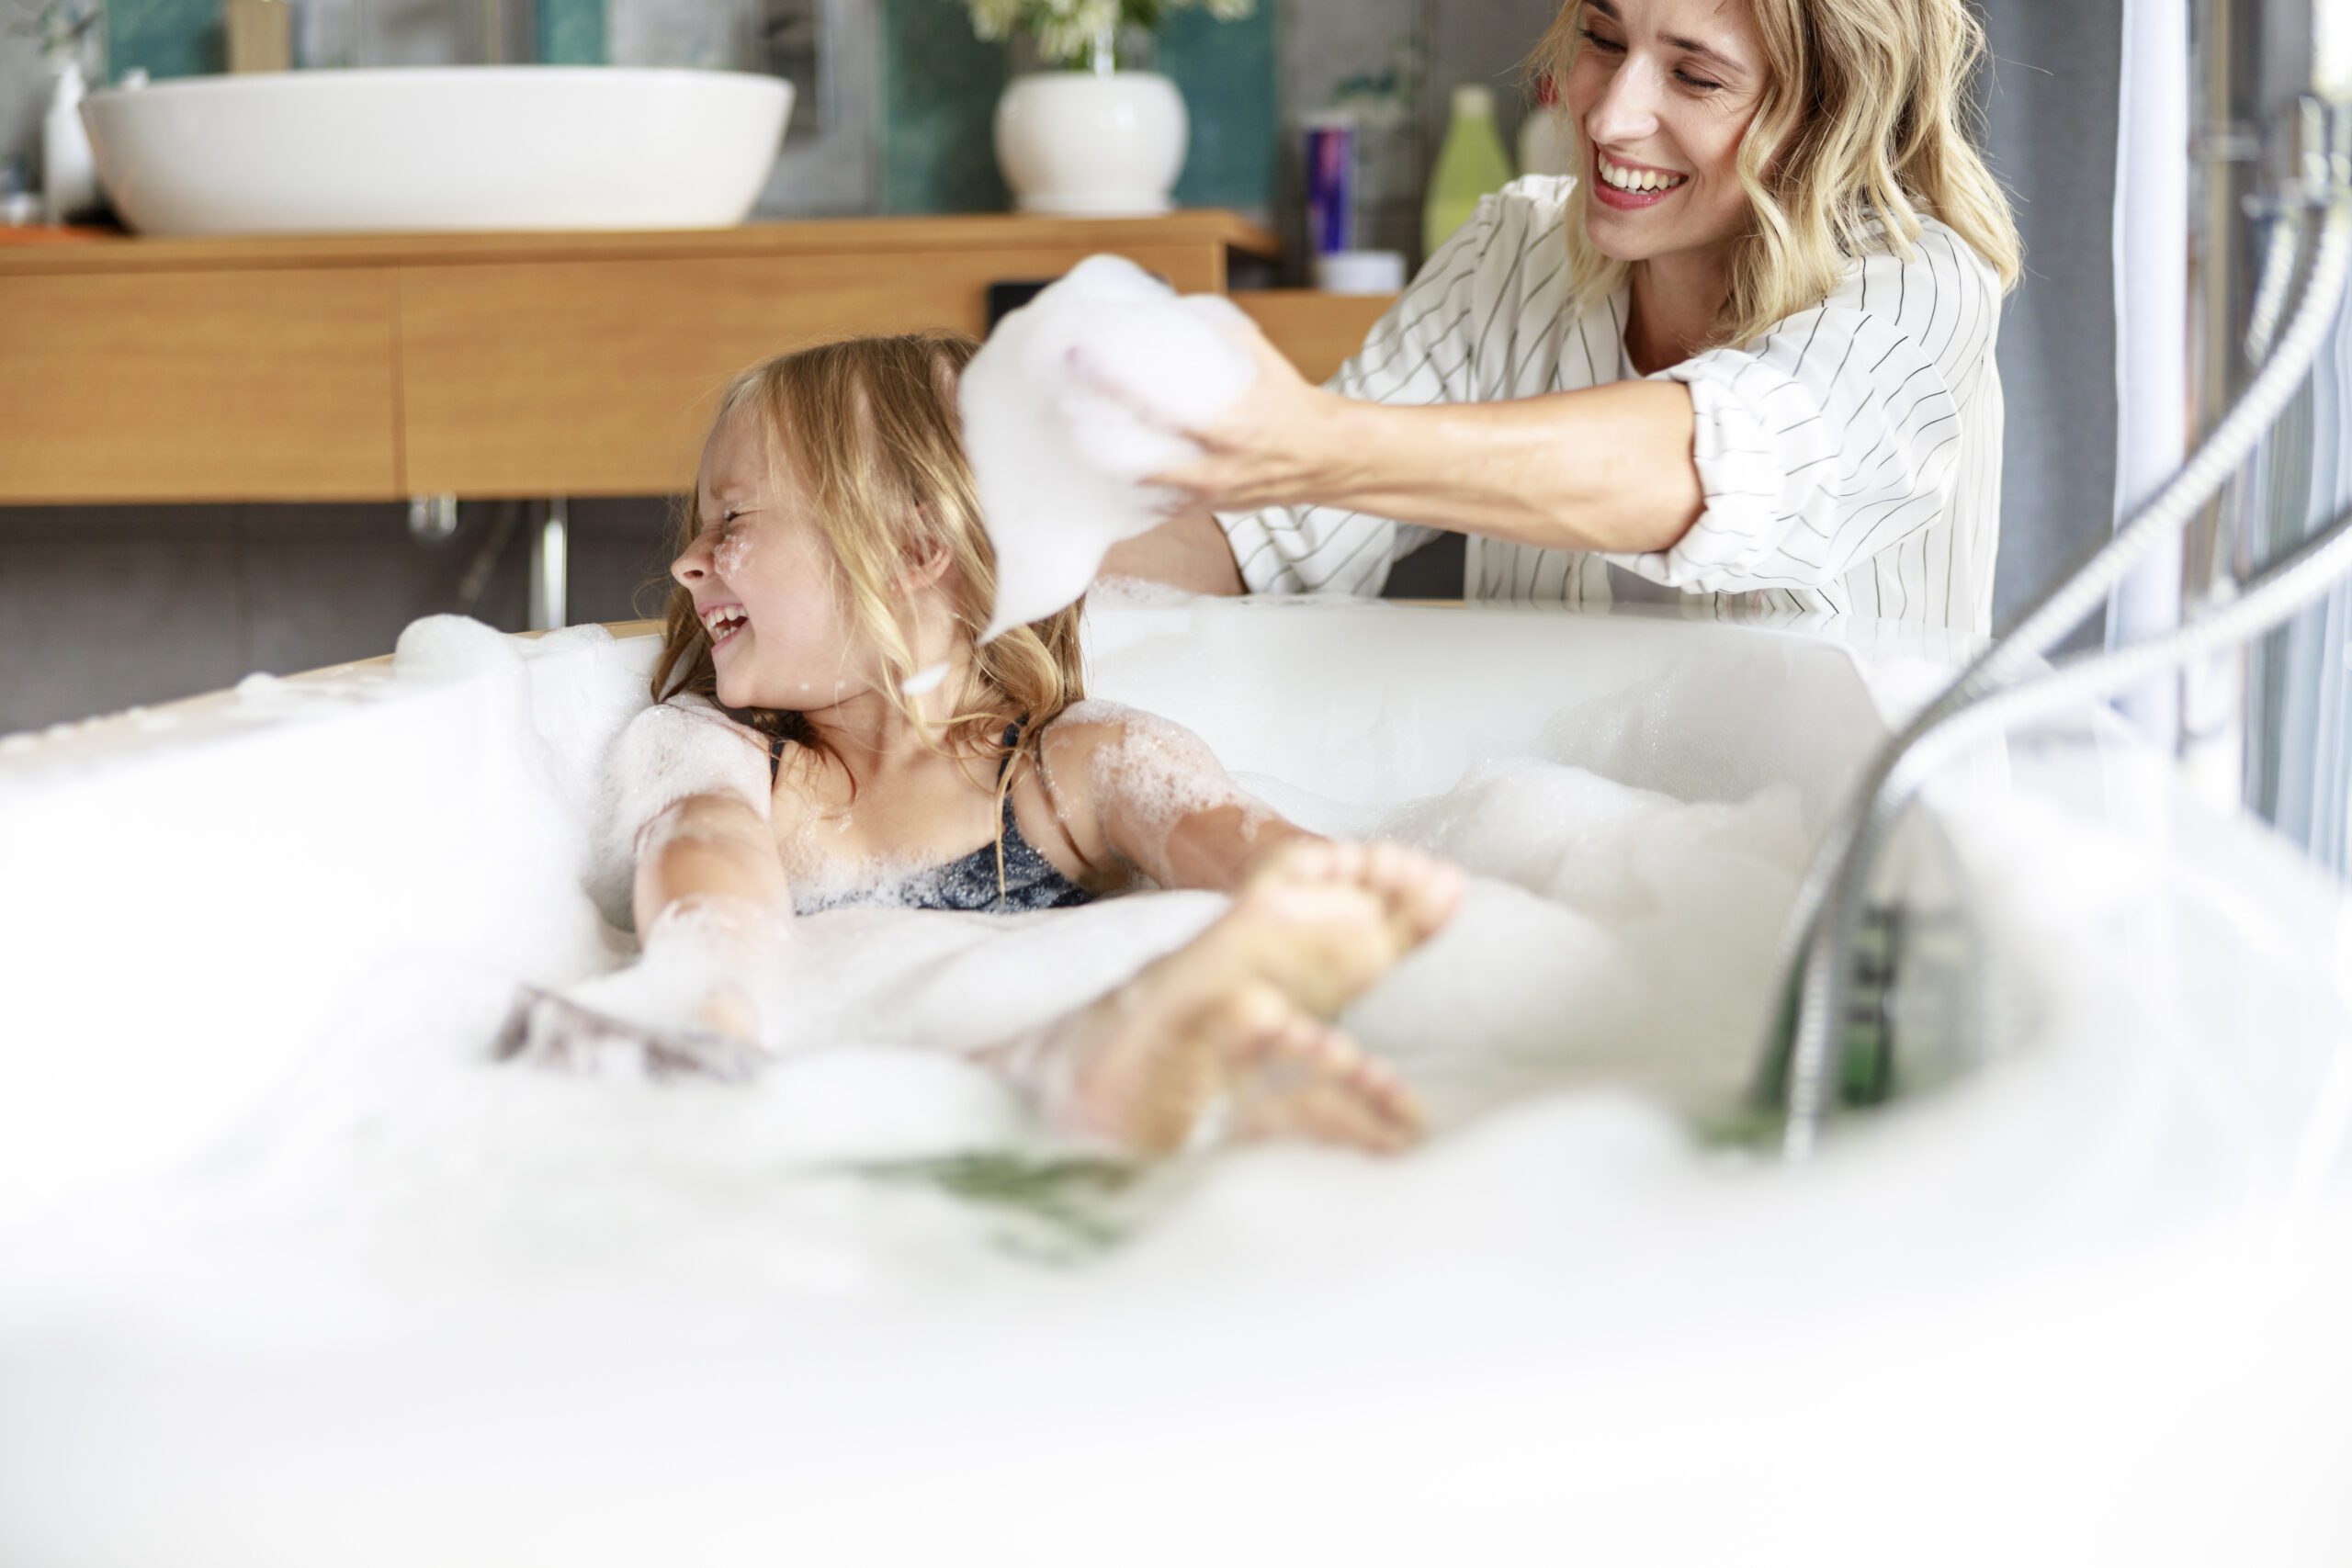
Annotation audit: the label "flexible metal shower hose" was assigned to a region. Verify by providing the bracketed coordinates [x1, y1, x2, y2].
[1768, 191, 2352, 1158]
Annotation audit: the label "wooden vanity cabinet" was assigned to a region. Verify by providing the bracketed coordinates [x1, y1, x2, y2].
[0, 213, 1399, 506]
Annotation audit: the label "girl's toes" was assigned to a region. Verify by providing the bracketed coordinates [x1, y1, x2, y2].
[1407, 858, 1467, 936]
[1261, 837, 1337, 886]
[1363, 839, 1411, 894]
[1211, 982, 1293, 1064]
[1321, 838, 1368, 886]
[1244, 1010, 1332, 1089]
[1368, 843, 1461, 938]
[1362, 1066, 1424, 1136]
[1290, 1023, 1422, 1149]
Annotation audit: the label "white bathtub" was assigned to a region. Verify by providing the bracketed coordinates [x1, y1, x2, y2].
[1, 598, 2346, 1565]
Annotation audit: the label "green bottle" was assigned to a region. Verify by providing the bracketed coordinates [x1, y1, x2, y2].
[1422, 85, 1517, 258]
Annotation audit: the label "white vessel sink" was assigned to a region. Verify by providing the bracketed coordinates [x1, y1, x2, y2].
[81, 66, 792, 236]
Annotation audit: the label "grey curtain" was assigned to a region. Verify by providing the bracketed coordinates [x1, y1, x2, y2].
[1976, 0, 2128, 643]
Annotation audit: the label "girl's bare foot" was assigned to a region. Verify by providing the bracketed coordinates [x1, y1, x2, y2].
[1022, 840, 1464, 1156]
[1222, 840, 1464, 1016]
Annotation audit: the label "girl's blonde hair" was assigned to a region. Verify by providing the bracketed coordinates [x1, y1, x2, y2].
[1531, 0, 2023, 350]
[650, 331, 1085, 799]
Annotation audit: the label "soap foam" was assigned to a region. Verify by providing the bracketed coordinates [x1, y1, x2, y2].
[6, 613, 2350, 1562]
[961, 255, 1258, 639]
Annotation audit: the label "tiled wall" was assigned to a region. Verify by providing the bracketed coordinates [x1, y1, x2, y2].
[6, 0, 1555, 233]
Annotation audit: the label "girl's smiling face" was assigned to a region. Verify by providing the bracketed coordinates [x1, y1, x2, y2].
[1564, 0, 1768, 269]
[672, 408, 865, 714]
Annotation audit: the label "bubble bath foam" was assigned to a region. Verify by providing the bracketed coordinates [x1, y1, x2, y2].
[0, 599, 2348, 1564]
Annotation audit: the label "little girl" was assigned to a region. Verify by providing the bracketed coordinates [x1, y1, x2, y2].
[574, 331, 1461, 1156]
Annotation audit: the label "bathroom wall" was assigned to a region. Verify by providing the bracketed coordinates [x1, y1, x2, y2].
[5, 0, 1558, 234]
[0, 501, 678, 733]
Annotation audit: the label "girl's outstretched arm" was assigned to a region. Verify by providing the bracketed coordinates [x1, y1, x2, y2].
[631, 794, 791, 937]
[1040, 705, 1317, 895]
[596, 697, 795, 1044]
[628, 795, 796, 1044]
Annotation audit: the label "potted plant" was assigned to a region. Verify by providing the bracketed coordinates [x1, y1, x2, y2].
[954, 0, 1253, 215]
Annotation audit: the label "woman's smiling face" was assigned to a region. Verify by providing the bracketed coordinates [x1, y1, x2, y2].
[671, 408, 864, 714]
[1564, 0, 1769, 269]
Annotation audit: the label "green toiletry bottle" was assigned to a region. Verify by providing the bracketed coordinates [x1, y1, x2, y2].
[1422, 85, 1516, 259]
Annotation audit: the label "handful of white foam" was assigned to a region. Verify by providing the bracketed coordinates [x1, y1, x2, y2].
[960, 254, 1259, 640]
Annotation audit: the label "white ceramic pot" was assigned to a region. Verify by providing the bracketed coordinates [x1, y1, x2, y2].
[993, 70, 1188, 216]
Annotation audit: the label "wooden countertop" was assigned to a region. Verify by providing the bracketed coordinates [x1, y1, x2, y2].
[0, 209, 1283, 276]
[0, 209, 1395, 505]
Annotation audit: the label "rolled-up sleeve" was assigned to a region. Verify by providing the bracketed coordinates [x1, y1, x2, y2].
[1601, 226, 2001, 593]
[1218, 193, 1522, 596]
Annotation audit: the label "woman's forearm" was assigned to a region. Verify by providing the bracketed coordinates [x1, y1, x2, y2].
[1303, 380, 1705, 557]
[1098, 511, 1246, 595]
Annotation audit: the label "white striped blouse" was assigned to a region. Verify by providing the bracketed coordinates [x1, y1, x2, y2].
[1218, 176, 2007, 633]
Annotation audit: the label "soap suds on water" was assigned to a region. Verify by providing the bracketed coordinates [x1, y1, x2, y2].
[231, 671, 288, 710]
[961, 255, 1259, 638]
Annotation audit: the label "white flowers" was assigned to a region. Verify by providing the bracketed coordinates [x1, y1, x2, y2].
[955, 0, 1255, 67]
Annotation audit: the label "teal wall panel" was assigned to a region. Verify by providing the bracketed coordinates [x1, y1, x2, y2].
[537, 0, 606, 67]
[1160, 5, 1278, 212]
[878, 0, 1008, 214]
[105, 0, 221, 80]
[100, 0, 607, 80]
[880, 0, 1280, 216]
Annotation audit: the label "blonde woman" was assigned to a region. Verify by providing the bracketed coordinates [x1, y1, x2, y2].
[1105, 0, 2024, 633]
[554, 332, 1464, 1157]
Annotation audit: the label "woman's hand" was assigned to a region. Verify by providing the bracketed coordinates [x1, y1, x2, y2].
[1130, 317, 1358, 517]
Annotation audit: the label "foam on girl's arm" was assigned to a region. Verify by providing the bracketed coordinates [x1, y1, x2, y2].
[1052, 700, 1306, 894]
[630, 795, 792, 941]
[590, 694, 776, 927]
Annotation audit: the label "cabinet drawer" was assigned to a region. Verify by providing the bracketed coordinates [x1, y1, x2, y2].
[399, 243, 1212, 497]
[0, 269, 398, 503]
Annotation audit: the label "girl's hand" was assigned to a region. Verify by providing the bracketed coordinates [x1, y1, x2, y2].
[499, 895, 789, 1077]
[691, 976, 763, 1044]
[494, 970, 772, 1082]
[1124, 318, 1356, 517]
[641, 894, 795, 1045]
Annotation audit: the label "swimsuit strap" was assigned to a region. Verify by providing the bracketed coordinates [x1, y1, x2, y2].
[768, 729, 786, 788]
[994, 720, 1026, 828]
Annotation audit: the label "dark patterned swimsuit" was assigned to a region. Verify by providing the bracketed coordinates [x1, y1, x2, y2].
[775, 724, 1098, 916]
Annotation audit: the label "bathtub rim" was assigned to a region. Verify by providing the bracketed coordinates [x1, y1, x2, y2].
[0, 599, 1996, 783]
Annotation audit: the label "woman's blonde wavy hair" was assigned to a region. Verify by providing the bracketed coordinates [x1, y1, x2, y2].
[1531, 0, 2023, 350]
[648, 332, 1084, 811]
